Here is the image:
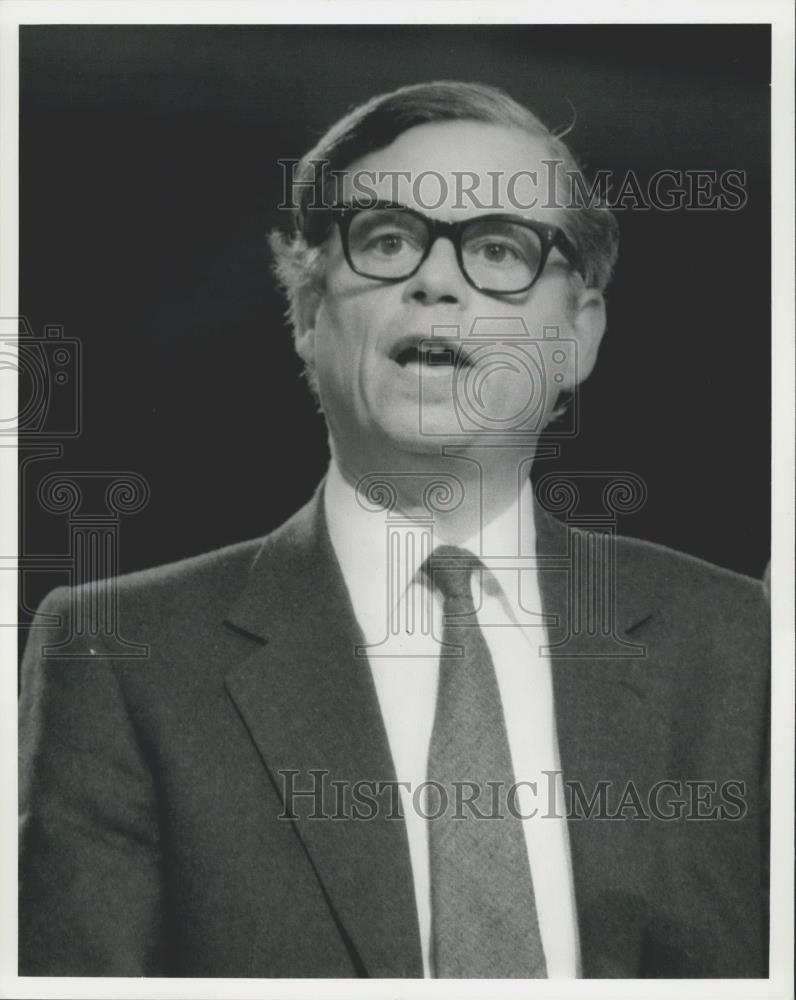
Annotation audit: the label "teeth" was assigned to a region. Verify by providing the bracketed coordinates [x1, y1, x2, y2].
[423, 349, 453, 366]
[394, 344, 467, 367]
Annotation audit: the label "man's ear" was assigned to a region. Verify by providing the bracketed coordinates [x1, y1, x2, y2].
[294, 324, 316, 370]
[563, 286, 607, 389]
[293, 285, 322, 369]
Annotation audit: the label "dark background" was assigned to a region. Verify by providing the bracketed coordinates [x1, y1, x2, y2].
[18, 24, 771, 618]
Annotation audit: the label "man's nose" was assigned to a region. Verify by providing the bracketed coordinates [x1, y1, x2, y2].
[404, 237, 469, 305]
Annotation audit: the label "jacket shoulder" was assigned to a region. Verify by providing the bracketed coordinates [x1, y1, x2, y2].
[609, 530, 766, 598]
[32, 535, 266, 623]
[25, 491, 323, 664]
[23, 537, 273, 669]
[605, 530, 768, 643]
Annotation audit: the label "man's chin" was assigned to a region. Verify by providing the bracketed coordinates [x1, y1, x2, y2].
[374, 414, 473, 457]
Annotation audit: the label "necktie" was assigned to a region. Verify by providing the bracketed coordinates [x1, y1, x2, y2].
[424, 545, 547, 978]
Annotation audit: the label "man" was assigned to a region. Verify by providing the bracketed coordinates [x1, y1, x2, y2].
[19, 81, 769, 978]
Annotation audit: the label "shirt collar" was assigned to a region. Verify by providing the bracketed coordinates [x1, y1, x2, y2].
[323, 460, 538, 638]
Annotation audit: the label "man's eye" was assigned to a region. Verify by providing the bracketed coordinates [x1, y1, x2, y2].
[371, 233, 407, 255]
[358, 231, 415, 256]
[476, 241, 522, 264]
[363, 232, 417, 257]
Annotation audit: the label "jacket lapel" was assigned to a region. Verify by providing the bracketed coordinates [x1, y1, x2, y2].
[535, 505, 667, 977]
[223, 488, 423, 977]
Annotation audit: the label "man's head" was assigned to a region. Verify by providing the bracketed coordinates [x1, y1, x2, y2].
[270, 81, 619, 473]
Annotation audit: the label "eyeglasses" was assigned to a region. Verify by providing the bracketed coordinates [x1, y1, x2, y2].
[325, 201, 582, 294]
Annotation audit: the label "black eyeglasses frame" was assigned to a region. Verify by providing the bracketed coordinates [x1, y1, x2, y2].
[321, 200, 584, 294]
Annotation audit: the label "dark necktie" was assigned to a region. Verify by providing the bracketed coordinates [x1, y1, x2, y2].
[424, 545, 547, 978]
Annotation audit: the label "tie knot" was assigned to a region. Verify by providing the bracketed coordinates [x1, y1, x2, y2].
[423, 545, 482, 604]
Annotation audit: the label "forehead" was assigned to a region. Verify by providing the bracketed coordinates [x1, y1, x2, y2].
[340, 120, 560, 222]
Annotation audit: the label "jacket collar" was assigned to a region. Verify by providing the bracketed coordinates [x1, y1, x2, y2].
[226, 482, 653, 644]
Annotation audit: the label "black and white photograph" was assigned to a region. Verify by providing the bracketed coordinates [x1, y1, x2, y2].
[2, 2, 793, 996]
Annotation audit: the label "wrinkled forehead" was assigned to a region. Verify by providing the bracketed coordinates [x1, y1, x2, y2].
[338, 120, 563, 223]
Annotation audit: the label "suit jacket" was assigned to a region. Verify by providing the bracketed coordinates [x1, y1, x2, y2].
[18, 485, 770, 978]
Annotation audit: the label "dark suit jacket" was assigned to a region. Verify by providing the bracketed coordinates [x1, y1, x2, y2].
[19, 486, 770, 977]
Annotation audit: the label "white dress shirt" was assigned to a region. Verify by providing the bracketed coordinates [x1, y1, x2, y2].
[323, 461, 581, 977]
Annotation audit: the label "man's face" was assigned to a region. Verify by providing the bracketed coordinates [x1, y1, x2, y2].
[297, 120, 606, 468]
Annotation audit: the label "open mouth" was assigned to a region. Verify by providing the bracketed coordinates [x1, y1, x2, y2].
[391, 340, 473, 370]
